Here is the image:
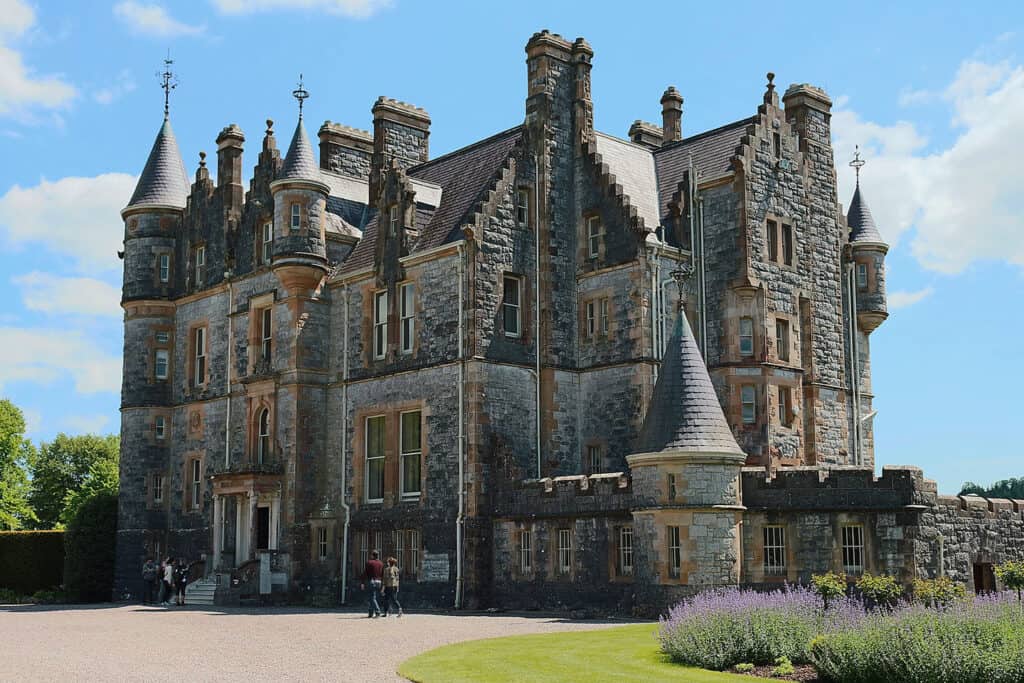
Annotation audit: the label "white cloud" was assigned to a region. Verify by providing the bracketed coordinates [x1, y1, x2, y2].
[0, 173, 138, 272]
[63, 414, 111, 434]
[897, 88, 933, 107]
[0, 327, 121, 394]
[114, 1, 206, 37]
[211, 0, 391, 18]
[887, 287, 934, 310]
[0, 0, 76, 119]
[12, 272, 122, 317]
[833, 58, 1024, 274]
[21, 408, 42, 437]
[93, 69, 136, 105]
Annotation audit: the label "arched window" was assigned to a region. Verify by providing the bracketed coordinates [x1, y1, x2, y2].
[257, 408, 271, 464]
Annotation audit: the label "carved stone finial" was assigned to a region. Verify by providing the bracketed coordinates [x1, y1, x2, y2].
[198, 151, 206, 168]
[266, 119, 274, 135]
[764, 72, 778, 105]
[669, 264, 695, 306]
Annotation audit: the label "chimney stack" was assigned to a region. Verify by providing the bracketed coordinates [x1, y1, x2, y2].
[370, 97, 431, 200]
[628, 120, 663, 149]
[660, 86, 683, 144]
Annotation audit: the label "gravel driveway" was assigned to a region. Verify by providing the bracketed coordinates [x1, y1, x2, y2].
[0, 604, 630, 682]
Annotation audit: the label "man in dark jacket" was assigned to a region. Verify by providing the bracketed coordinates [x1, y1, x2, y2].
[360, 550, 384, 617]
[141, 558, 158, 604]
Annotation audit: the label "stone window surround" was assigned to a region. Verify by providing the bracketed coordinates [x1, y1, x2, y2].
[854, 256, 877, 293]
[764, 213, 797, 269]
[147, 324, 174, 386]
[246, 388, 275, 465]
[501, 272, 524, 339]
[247, 292, 275, 374]
[186, 319, 210, 391]
[399, 408, 423, 500]
[774, 315, 792, 364]
[152, 410, 170, 443]
[308, 518, 337, 563]
[610, 523, 635, 582]
[515, 186, 532, 229]
[191, 242, 207, 290]
[584, 211, 604, 261]
[390, 528, 422, 579]
[553, 524, 574, 580]
[153, 249, 173, 286]
[351, 400, 429, 509]
[580, 287, 614, 342]
[258, 218, 274, 267]
[182, 451, 205, 514]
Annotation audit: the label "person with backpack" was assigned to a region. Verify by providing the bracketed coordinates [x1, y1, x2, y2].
[174, 558, 189, 606]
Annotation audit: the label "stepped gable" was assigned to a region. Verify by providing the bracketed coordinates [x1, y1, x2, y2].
[588, 132, 661, 232]
[846, 184, 885, 244]
[278, 117, 319, 182]
[653, 117, 755, 222]
[637, 310, 746, 457]
[340, 125, 522, 273]
[124, 117, 190, 213]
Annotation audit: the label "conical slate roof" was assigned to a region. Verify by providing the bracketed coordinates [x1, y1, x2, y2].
[637, 311, 746, 457]
[847, 184, 885, 244]
[278, 117, 319, 182]
[125, 117, 189, 212]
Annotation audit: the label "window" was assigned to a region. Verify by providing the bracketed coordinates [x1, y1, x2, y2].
[519, 529, 532, 573]
[763, 526, 786, 576]
[775, 319, 790, 362]
[389, 205, 399, 236]
[194, 246, 206, 287]
[317, 527, 328, 561]
[842, 525, 865, 574]
[400, 410, 421, 498]
[256, 408, 271, 464]
[557, 528, 572, 575]
[193, 327, 206, 387]
[155, 331, 170, 344]
[773, 132, 782, 159]
[619, 526, 634, 576]
[587, 445, 601, 474]
[782, 223, 793, 266]
[668, 526, 682, 577]
[585, 300, 596, 338]
[155, 416, 166, 440]
[373, 291, 388, 359]
[262, 222, 273, 264]
[516, 189, 529, 228]
[857, 263, 868, 289]
[503, 275, 521, 338]
[155, 349, 169, 380]
[778, 386, 792, 426]
[741, 385, 756, 424]
[400, 283, 415, 354]
[358, 531, 369, 570]
[260, 308, 273, 364]
[767, 220, 778, 262]
[190, 459, 202, 510]
[739, 317, 754, 356]
[365, 416, 385, 502]
[373, 531, 383, 558]
[290, 203, 301, 230]
[587, 216, 602, 258]
[408, 530, 420, 578]
[599, 297, 610, 335]
[152, 473, 164, 503]
[158, 254, 170, 283]
[667, 473, 677, 501]
[393, 530, 405, 573]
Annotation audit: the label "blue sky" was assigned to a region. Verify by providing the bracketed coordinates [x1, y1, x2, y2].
[0, 0, 1021, 493]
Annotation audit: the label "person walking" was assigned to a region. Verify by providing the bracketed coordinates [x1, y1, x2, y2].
[142, 558, 158, 604]
[174, 558, 189, 606]
[382, 557, 403, 618]
[160, 557, 174, 606]
[360, 549, 384, 618]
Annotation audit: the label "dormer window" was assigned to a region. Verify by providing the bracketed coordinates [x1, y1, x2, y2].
[389, 205, 399, 237]
[290, 203, 301, 230]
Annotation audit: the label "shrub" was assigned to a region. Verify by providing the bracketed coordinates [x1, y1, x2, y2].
[62, 490, 117, 603]
[995, 561, 1024, 612]
[913, 576, 966, 608]
[735, 663, 754, 673]
[0, 530, 64, 594]
[30, 588, 67, 604]
[856, 573, 902, 609]
[811, 571, 847, 609]
[772, 656, 795, 677]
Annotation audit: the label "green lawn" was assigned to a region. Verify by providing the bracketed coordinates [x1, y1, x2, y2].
[398, 623, 752, 683]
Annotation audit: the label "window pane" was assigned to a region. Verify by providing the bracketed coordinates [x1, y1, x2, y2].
[401, 411, 421, 453]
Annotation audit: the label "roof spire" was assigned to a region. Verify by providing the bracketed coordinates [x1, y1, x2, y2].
[159, 50, 177, 120]
[292, 73, 309, 119]
[849, 144, 866, 186]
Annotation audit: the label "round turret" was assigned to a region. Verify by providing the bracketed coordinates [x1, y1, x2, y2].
[846, 183, 888, 333]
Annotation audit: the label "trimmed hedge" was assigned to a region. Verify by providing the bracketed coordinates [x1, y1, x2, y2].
[63, 491, 117, 603]
[0, 530, 64, 594]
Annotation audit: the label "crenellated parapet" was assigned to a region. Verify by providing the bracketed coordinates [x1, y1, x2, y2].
[493, 473, 633, 519]
[742, 465, 937, 510]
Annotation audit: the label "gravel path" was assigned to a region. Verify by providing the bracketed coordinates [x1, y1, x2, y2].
[0, 604, 632, 682]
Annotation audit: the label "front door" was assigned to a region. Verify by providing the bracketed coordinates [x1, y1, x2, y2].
[256, 506, 270, 551]
[974, 562, 996, 593]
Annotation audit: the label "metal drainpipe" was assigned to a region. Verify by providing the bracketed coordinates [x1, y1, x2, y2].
[698, 194, 708, 359]
[455, 242, 466, 609]
[224, 278, 233, 470]
[534, 153, 542, 480]
[339, 285, 351, 604]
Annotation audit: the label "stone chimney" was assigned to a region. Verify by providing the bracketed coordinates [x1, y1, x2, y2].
[628, 120, 663, 149]
[370, 97, 430, 199]
[660, 86, 683, 144]
[215, 124, 245, 216]
[319, 121, 373, 179]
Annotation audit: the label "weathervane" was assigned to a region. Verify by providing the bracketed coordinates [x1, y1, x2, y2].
[669, 264, 695, 307]
[158, 51, 177, 119]
[292, 74, 309, 118]
[850, 145, 866, 186]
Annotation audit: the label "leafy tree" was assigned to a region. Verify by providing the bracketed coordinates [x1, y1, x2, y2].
[60, 454, 119, 526]
[960, 478, 1024, 499]
[29, 433, 118, 529]
[0, 398, 36, 530]
[63, 489, 117, 602]
[995, 561, 1024, 614]
[811, 571, 847, 609]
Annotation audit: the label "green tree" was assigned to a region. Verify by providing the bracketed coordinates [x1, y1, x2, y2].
[60, 454, 119, 526]
[995, 561, 1024, 614]
[960, 478, 1024, 499]
[0, 398, 36, 530]
[29, 434, 119, 529]
[63, 489, 118, 602]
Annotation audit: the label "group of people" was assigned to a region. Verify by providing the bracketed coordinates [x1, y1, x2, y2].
[141, 557, 190, 607]
[361, 550, 403, 618]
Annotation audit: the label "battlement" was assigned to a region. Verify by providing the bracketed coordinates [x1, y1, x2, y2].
[494, 472, 633, 519]
[318, 121, 372, 143]
[372, 96, 431, 127]
[741, 465, 937, 511]
[936, 494, 1024, 520]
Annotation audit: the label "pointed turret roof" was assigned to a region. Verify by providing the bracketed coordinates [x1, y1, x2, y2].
[637, 311, 746, 458]
[847, 184, 886, 245]
[278, 117, 319, 182]
[124, 117, 189, 214]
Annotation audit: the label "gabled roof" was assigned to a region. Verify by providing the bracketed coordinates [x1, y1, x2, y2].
[340, 126, 522, 274]
[124, 117, 190, 213]
[592, 132, 660, 229]
[846, 184, 885, 244]
[636, 310, 746, 457]
[653, 117, 754, 221]
[278, 117, 320, 183]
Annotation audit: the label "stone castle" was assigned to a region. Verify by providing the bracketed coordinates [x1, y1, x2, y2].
[115, 31, 1024, 612]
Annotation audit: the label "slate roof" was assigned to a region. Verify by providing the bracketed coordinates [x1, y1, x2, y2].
[637, 310, 746, 457]
[593, 132, 661, 229]
[846, 184, 885, 244]
[341, 126, 522, 274]
[278, 117, 320, 183]
[652, 117, 755, 222]
[125, 117, 190, 212]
